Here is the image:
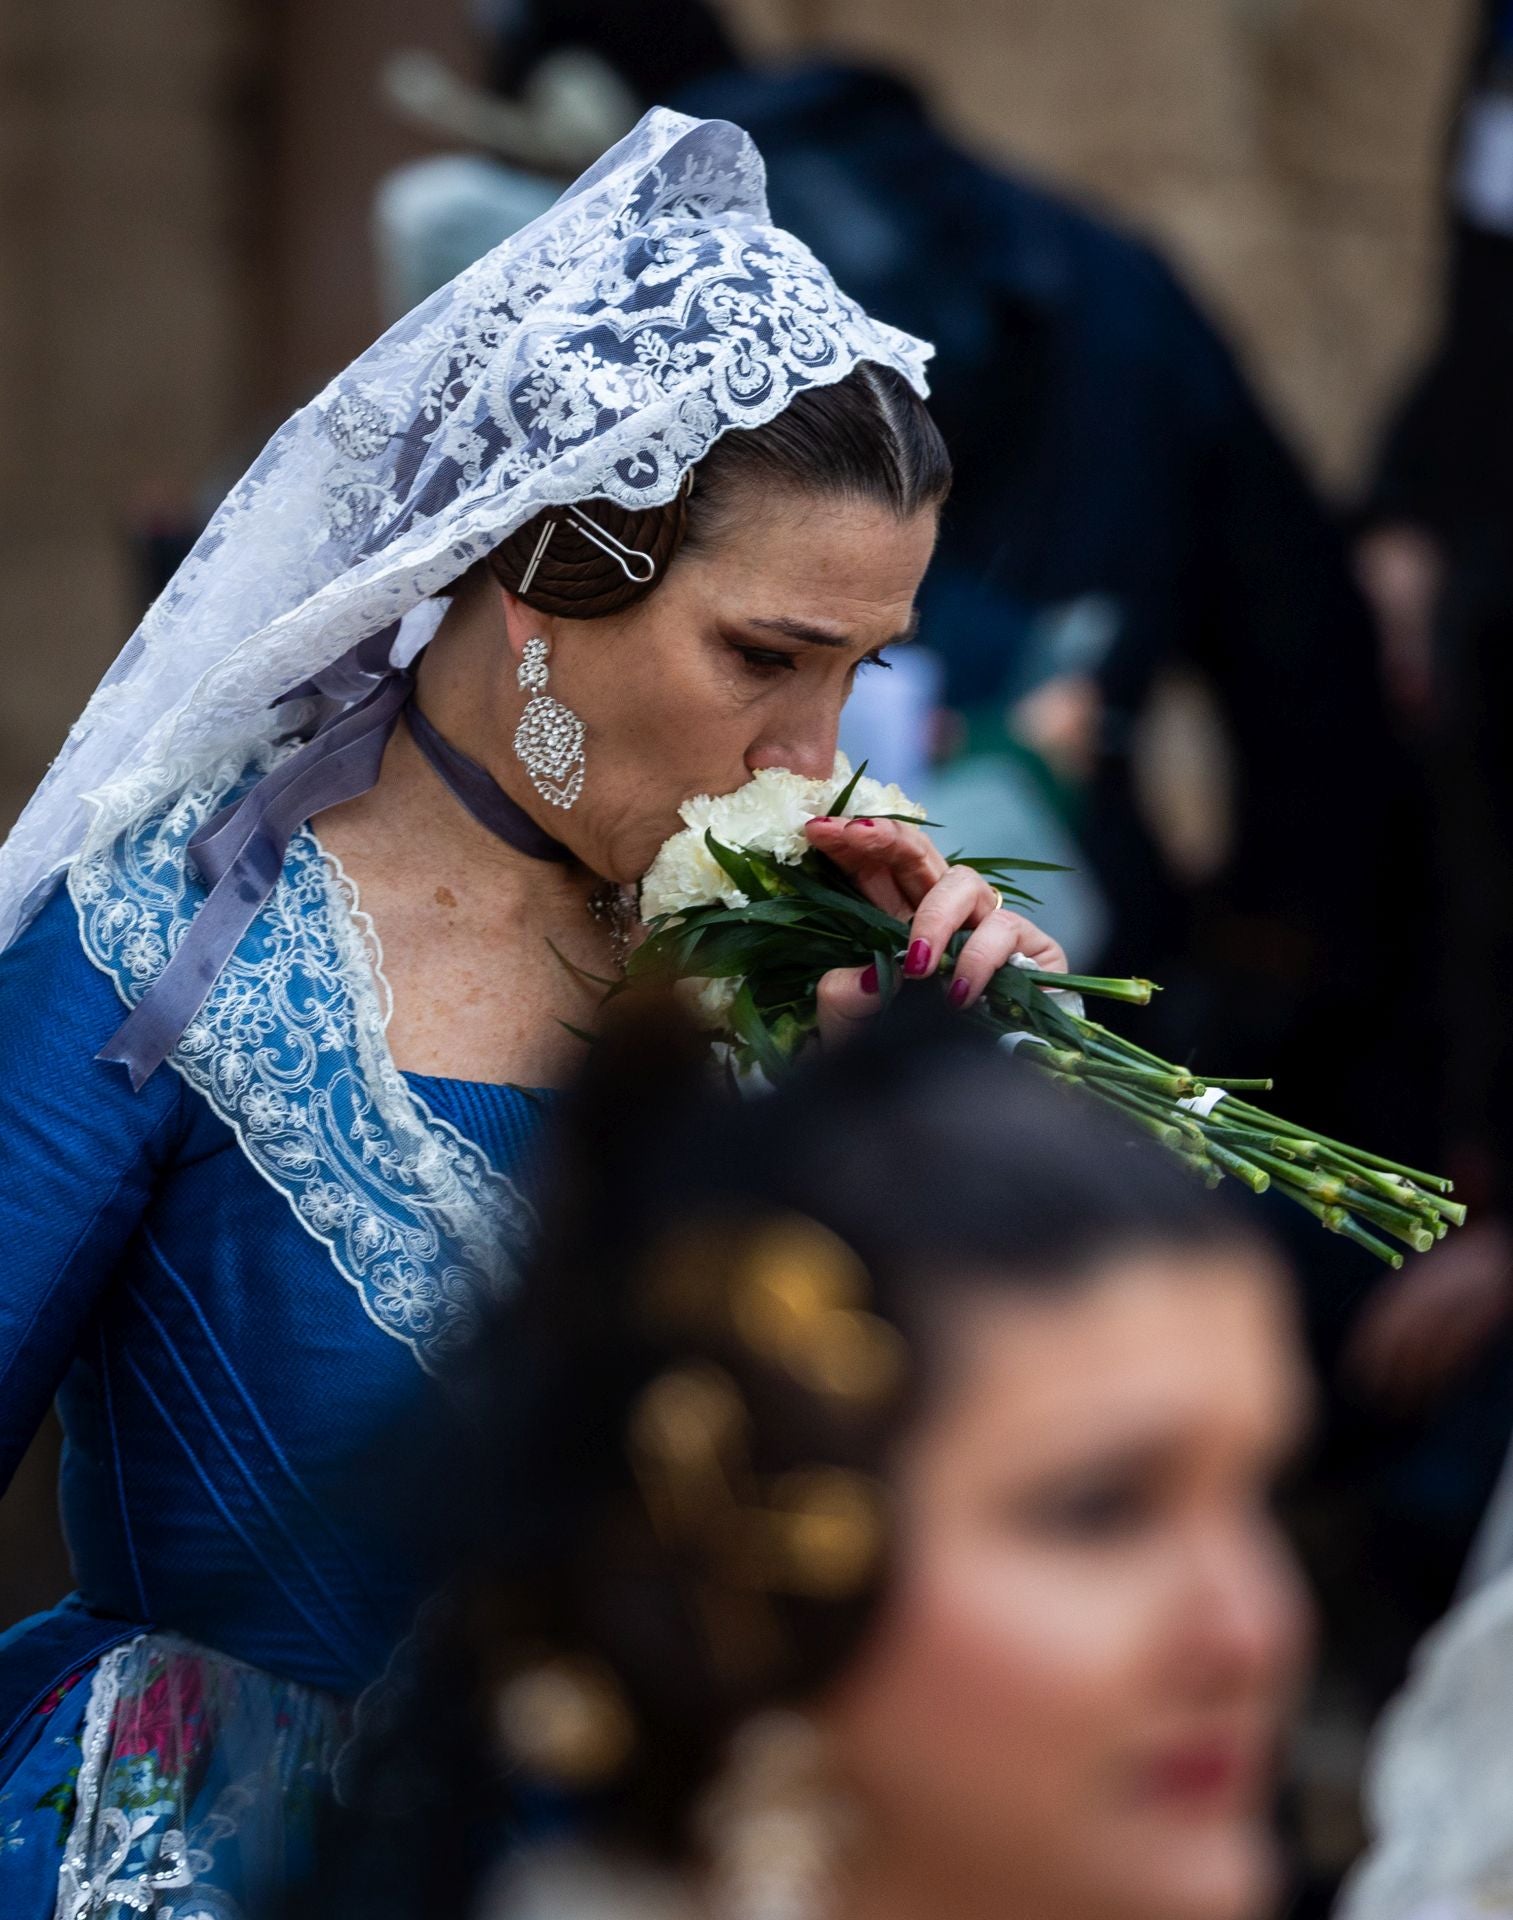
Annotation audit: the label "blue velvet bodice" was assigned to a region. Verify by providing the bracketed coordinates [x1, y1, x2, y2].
[0, 884, 548, 1702]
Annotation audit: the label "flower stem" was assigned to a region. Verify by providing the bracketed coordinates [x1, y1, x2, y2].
[1018, 969, 1157, 1005]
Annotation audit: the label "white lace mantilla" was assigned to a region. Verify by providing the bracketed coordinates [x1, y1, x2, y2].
[68, 752, 532, 1373]
[1340, 1562, 1513, 1920]
[2, 109, 932, 953]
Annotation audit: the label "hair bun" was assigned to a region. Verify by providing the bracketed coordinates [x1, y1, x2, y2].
[488, 483, 692, 620]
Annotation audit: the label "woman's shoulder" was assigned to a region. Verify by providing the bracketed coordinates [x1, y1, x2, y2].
[0, 879, 184, 1144]
[0, 876, 134, 1039]
[66, 746, 334, 1042]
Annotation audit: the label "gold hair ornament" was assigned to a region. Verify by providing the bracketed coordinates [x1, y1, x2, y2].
[497, 1210, 904, 1772]
[626, 1212, 906, 1681]
[642, 1213, 907, 1408]
[494, 1652, 637, 1788]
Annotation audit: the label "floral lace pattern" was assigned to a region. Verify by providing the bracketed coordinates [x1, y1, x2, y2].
[1339, 1565, 1513, 1920]
[69, 753, 532, 1372]
[54, 1635, 346, 1920]
[1, 109, 932, 953]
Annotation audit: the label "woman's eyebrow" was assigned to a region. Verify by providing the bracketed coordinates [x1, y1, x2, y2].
[747, 611, 920, 649]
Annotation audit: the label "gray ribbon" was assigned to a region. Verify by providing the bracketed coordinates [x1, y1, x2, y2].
[95, 624, 575, 1090]
[98, 631, 413, 1091]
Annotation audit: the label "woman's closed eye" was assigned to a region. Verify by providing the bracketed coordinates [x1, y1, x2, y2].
[728, 640, 895, 680]
[1016, 1470, 1160, 1543]
[1009, 1440, 1303, 1546]
[730, 642, 800, 677]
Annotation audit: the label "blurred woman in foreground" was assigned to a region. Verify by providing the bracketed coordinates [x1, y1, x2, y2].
[300, 1010, 1314, 1920]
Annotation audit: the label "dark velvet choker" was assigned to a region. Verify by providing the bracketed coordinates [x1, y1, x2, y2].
[403, 697, 572, 865]
[98, 626, 586, 1090]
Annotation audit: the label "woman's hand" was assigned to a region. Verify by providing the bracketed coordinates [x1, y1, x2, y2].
[804, 814, 1067, 1047]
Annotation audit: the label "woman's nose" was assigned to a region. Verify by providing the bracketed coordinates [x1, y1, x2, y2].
[1184, 1525, 1314, 1697]
[745, 727, 839, 782]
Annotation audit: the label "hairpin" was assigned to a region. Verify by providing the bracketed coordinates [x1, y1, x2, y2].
[516, 515, 559, 596]
[517, 470, 696, 597]
[564, 506, 657, 583]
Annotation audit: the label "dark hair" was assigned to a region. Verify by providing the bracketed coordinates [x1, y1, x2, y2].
[288, 1005, 1269, 1920]
[485, 362, 952, 619]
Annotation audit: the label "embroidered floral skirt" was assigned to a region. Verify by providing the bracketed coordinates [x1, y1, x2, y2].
[0, 1633, 347, 1918]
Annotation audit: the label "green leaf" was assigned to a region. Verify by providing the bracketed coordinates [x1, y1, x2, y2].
[825, 759, 869, 817]
[770, 1009, 811, 1063]
[728, 982, 787, 1081]
[953, 854, 1073, 876]
[730, 899, 840, 930]
[781, 863, 910, 942]
[545, 937, 618, 992]
[704, 832, 768, 901]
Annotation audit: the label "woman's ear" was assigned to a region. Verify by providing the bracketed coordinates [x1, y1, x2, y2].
[497, 584, 534, 668]
[496, 582, 561, 668]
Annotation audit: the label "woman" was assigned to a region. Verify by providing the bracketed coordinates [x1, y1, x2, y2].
[0, 112, 1064, 1916]
[293, 1006, 1313, 1920]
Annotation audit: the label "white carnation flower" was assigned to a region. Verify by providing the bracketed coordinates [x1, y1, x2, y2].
[680, 974, 740, 1027]
[681, 764, 821, 864]
[641, 754, 928, 922]
[847, 768, 928, 824]
[640, 831, 747, 921]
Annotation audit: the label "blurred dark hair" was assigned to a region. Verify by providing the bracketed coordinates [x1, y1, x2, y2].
[284, 1003, 1262, 1920]
[485, 361, 952, 618]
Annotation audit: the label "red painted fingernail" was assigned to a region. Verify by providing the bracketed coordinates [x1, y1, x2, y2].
[851, 817, 875, 827]
[859, 963, 880, 995]
[949, 977, 970, 1008]
[905, 939, 932, 977]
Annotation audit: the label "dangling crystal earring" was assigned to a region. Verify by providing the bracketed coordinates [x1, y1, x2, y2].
[698, 1711, 855, 1920]
[513, 635, 585, 809]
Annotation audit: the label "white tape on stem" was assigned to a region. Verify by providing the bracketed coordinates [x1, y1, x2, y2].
[1177, 1087, 1229, 1119]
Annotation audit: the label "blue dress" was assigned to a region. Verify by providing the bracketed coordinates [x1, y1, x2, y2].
[0, 781, 549, 1916]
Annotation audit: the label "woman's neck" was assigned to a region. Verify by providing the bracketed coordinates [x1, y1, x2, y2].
[412, 570, 556, 847]
[825, 1842, 1063, 1920]
[347, 573, 596, 917]
[305, 576, 621, 1086]
[314, 582, 596, 931]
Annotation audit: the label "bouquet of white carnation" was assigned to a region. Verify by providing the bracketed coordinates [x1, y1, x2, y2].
[629, 757, 1463, 1268]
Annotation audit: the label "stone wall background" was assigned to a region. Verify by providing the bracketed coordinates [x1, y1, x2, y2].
[726, 0, 1481, 488]
[0, 0, 1480, 839]
[0, 0, 469, 1617]
[0, 0, 1483, 1612]
[0, 0, 257, 835]
[0, 0, 260, 1615]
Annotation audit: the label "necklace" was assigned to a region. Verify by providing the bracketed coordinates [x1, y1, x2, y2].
[405, 697, 636, 976]
[587, 879, 638, 975]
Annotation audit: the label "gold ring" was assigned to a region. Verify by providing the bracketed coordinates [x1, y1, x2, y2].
[986, 887, 1004, 916]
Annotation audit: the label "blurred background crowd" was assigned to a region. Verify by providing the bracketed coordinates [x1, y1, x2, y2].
[3, 0, 1512, 1903]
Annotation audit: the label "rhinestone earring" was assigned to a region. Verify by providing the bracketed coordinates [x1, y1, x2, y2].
[699, 1711, 854, 1920]
[512, 635, 585, 810]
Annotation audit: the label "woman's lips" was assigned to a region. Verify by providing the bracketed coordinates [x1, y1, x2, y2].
[1135, 1736, 1264, 1809]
